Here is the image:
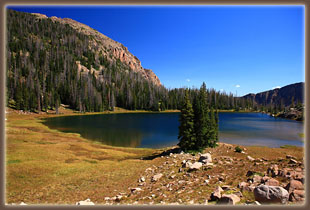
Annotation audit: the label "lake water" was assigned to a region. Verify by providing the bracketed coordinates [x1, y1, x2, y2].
[43, 112, 304, 148]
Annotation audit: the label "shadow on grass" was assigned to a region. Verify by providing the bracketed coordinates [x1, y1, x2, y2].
[141, 147, 182, 160]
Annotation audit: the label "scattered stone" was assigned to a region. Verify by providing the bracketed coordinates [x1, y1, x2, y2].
[247, 156, 255, 161]
[267, 164, 279, 177]
[130, 187, 142, 193]
[218, 194, 240, 205]
[189, 162, 202, 171]
[198, 153, 212, 164]
[289, 190, 305, 202]
[286, 155, 296, 160]
[221, 185, 231, 191]
[285, 180, 304, 193]
[76, 198, 95, 205]
[252, 175, 262, 183]
[204, 179, 210, 184]
[210, 186, 224, 201]
[246, 170, 255, 177]
[115, 195, 123, 202]
[254, 184, 289, 204]
[234, 191, 243, 198]
[265, 178, 279, 186]
[151, 173, 163, 182]
[104, 197, 110, 201]
[289, 159, 298, 164]
[20, 202, 27, 205]
[238, 182, 250, 192]
[139, 177, 145, 182]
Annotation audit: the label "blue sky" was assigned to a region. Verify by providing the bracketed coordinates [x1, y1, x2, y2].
[7, 5, 304, 96]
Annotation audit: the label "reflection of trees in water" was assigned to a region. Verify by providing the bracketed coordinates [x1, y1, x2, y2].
[82, 130, 143, 148]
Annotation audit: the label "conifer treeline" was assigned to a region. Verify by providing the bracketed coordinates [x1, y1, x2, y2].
[178, 83, 218, 152]
[6, 9, 256, 113]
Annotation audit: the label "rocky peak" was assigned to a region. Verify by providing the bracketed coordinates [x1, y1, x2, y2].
[31, 13, 161, 86]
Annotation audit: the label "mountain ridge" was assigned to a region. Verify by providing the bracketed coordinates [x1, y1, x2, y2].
[31, 12, 161, 86]
[242, 82, 304, 107]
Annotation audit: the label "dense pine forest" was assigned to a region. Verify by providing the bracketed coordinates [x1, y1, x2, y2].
[6, 10, 303, 114]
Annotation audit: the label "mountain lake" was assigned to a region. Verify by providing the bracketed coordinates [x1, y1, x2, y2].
[43, 112, 304, 148]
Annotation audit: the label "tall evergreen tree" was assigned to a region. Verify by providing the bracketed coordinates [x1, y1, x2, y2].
[178, 90, 196, 151]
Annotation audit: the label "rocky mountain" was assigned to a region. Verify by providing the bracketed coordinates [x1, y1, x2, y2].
[31, 12, 161, 86]
[7, 9, 167, 113]
[242, 82, 304, 108]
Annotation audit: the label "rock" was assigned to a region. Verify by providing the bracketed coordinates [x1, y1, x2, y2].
[20, 202, 27, 205]
[218, 194, 240, 205]
[151, 173, 163, 182]
[278, 168, 293, 178]
[115, 195, 123, 202]
[210, 186, 224, 201]
[139, 177, 145, 182]
[285, 180, 304, 193]
[246, 170, 255, 177]
[289, 190, 305, 202]
[234, 191, 243, 198]
[76, 198, 95, 205]
[182, 161, 192, 168]
[247, 156, 255, 161]
[221, 185, 231, 191]
[169, 174, 176, 179]
[204, 179, 210, 184]
[267, 164, 279, 177]
[130, 187, 142, 193]
[198, 153, 212, 164]
[189, 162, 202, 171]
[238, 182, 251, 192]
[289, 159, 298, 164]
[252, 175, 262, 183]
[286, 155, 296, 159]
[265, 178, 279, 186]
[104, 197, 110, 201]
[254, 184, 289, 204]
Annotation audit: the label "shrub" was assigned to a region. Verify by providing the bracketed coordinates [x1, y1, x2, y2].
[235, 146, 242, 153]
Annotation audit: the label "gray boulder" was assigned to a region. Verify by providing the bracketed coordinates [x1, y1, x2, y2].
[199, 153, 212, 164]
[254, 184, 289, 204]
[218, 194, 240, 205]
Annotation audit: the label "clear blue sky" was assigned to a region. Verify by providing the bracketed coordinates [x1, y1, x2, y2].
[7, 5, 305, 96]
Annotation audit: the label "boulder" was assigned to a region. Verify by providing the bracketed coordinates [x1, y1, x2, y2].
[267, 164, 279, 177]
[189, 162, 203, 171]
[289, 159, 298, 164]
[265, 178, 279, 186]
[218, 194, 240, 205]
[238, 182, 251, 192]
[254, 184, 289, 204]
[139, 176, 145, 182]
[252, 175, 262, 183]
[289, 190, 305, 202]
[198, 153, 212, 164]
[247, 156, 255, 161]
[285, 180, 304, 193]
[76, 198, 95, 205]
[151, 173, 163, 182]
[210, 186, 224, 201]
[130, 187, 142, 193]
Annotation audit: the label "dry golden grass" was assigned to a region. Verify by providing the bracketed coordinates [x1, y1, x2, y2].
[5, 107, 304, 205]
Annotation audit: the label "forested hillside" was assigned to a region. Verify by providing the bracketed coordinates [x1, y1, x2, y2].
[6, 9, 296, 113]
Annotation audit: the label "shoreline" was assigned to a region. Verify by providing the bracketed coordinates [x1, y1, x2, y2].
[5, 107, 305, 204]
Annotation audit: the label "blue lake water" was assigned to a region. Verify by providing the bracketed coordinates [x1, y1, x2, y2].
[43, 112, 304, 148]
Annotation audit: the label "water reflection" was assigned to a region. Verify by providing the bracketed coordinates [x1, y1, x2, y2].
[43, 112, 304, 148]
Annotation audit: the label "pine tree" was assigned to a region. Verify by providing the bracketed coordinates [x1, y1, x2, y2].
[178, 90, 196, 151]
[193, 82, 209, 150]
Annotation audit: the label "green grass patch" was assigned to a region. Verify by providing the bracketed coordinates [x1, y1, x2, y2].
[83, 159, 98, 164]
[7, 159, 21, 164]
[280, 145, 299, 149]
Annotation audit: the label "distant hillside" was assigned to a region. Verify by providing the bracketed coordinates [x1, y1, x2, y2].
[242, 82, 304, 107]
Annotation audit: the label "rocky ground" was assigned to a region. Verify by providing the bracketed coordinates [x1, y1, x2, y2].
[75, 144, 305, 206]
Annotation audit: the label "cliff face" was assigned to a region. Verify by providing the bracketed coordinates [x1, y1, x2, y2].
[242, 82, 304, 107]
[31, 13, 161, 86]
